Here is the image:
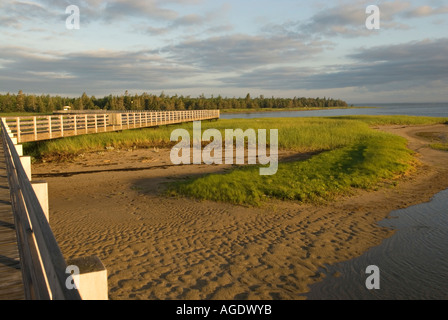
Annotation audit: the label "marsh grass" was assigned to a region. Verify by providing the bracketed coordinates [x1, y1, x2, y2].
[219, 106, 360, 114]
[167, 116, 447, 205]
[170, 132, 416, 205]
[24, 115, 448, 205]
[430, 143, 448, 151]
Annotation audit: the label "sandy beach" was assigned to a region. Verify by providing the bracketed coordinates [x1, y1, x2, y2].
[31, 124, 448, 300]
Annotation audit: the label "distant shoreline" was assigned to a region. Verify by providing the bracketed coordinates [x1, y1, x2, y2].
[220, 106, 378, 114]
[0, 106, 378, 118]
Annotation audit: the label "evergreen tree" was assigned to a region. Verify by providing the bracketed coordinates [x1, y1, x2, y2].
[16, 90, 25, 112]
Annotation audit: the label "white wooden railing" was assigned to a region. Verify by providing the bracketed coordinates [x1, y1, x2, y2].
[1, 119, 83, 300]
[2, 110, 220, 143]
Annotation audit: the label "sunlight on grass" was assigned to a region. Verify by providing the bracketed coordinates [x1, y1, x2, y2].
[169, 132, 415, 205]
[24, 115, 448, 205]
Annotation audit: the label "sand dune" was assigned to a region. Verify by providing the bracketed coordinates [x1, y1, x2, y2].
[31, 124, 448, 300]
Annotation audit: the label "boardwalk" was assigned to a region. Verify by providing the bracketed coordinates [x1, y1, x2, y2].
[0, 141, 24, 300]
[3, 110, 220, 143]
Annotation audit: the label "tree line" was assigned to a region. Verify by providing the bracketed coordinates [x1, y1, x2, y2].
[0, 90, 349, 113]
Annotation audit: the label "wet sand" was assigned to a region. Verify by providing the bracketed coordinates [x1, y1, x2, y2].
[31, 124, 448, 300]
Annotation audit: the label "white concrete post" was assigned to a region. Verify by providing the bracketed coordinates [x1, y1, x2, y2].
[31, 181, 49, 222]
[67, 256, 108, 300]
[20, 156, 32, 181]
[15, 144, 23, 156]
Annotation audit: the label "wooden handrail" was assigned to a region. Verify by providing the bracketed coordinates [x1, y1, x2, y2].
[1, 118, 82, 300]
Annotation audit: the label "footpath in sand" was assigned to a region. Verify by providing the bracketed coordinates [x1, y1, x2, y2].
[31, 124, 448, 300]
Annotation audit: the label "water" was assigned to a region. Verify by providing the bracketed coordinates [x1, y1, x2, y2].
[305, 189, 448, 300]
[221, 103, 448, 119]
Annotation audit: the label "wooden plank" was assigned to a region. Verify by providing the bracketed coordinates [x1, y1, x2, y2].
[0, 139, 25, 300]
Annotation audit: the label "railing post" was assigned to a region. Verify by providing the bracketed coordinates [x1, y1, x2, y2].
[85, 115, 88, 134]
[20, 156, 32, 181]
[67, 256, 108, 300]
[34, 117, 38, 140]
[15, 144, 23, 156]
[74, 115, 77, 136]
[95, 115, 98, 133]
[104, 114, 107, 132]
[60, 115, 64, 137]
[16, 118, 21, 143]
[48, 116, 52, 139]
[31, 181, 49, 222]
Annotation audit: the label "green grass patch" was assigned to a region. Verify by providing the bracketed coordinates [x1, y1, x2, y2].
[0, 112, 51, 117]
[24, 115, 448, 205]
[220, 106, 365, 114]
[25, 118, 374, 160]
[24, 115, 448, 161]
[430, 143, 448, 151]
[169, 132, 415, 205]
[328, 115, 448, 126]
[167, 116, 448, 205]
[24, 125, 181, 161]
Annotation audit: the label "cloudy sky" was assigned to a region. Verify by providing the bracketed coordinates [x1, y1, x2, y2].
[1, 0, 447, 103]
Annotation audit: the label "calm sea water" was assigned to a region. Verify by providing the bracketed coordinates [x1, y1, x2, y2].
[221, 103, 448, 119]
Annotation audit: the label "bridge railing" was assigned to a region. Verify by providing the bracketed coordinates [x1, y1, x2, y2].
[2, 110, 220, 143]
[1, 118, 84, 300]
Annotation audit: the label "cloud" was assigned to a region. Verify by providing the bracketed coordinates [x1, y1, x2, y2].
[158, 34, 326, 72]
[0, 0, 54, 29]
[1, 0, 447, 103]
[262, 1, 421, 39]
[140, 3, 231, 37]
[143, 12, 211, 36]
[0, 0, 207, 29]
[4, 36, 447, 97]
[0, 46, 201, 95]
[403, 5, 448, 18]
[218, 38, 448, 92]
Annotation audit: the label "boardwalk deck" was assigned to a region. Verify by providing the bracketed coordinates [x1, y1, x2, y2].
[0, 141, 24, 300]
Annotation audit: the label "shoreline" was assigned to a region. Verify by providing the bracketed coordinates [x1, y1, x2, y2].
[220, 106, 376, 114]
[32, 124, 448, 300]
